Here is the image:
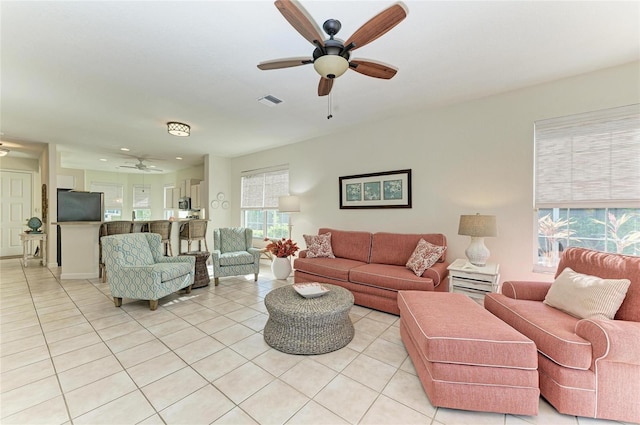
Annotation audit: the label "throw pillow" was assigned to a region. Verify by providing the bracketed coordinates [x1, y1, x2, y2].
[303, 233, 335, 258]
[543, 267, 631, 320]
[406, 239, 446, 277]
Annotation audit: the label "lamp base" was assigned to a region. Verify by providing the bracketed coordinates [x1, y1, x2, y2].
[465, 237, 490, 266]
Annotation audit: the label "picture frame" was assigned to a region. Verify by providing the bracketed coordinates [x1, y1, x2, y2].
[339, 169, 412, 209]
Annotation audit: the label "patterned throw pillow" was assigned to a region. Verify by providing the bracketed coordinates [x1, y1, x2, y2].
[406, 239, 446, 277]
[543, 267, 631, 320]
[303, 233, 335, 258]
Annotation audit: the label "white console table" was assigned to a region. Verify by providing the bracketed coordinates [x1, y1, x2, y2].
[20, 232, 47, 267]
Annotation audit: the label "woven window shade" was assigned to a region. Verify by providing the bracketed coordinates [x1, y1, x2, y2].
[133, 184, 151, 208]
[241, 168, 289, 209]
[90, 182, 123, 210]
[535, 104, 640, 208]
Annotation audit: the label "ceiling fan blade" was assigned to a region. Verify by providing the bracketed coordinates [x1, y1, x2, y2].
[274, 0, 324, 47]
[120, 166, 138, 169]
[257, 57, 313, 70]
[345, 3, 408, 51]
[318, 77, 333, 96]
[350, 59, 398, 79]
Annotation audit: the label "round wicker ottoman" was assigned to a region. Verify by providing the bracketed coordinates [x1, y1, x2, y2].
[264, 284, 354, 355]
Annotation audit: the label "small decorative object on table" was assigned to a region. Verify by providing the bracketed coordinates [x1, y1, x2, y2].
[26, 216, 43, 233]
[293, 282, 329, 298]
[264, 237, 299, 279]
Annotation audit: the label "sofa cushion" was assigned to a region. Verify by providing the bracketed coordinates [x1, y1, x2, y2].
[544, 267, 631, 320]
[303, 233, 335, 258]
[370, 232, 446, 266]
[485, 293, 592, 370]
[350, 263, 436, 291]
[294, 257, 366, 282]
[406, 239, 447, 277]
[399, 292, 537, 370]
[154, 262, 193, 281]
[318, 228, 372, 263]
[219, 251, 255, 266]
[120, 233, 155, 265]
[556, 247, 640, 322]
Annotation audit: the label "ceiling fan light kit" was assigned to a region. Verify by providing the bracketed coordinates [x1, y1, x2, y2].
[313, 54, 349, 79]
[167, 122, 190, 137]
[258, 0, 407, 97]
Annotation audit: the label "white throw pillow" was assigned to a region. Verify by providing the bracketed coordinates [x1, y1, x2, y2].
[543, 267, 631, 320]
[405, 239, 446, 277]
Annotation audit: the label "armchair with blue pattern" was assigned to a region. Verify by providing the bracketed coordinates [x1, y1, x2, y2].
[212, 227, 261, 286]
[101, 233, 195, 310]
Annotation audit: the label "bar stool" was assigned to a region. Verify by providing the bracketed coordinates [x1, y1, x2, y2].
[99, 220, 133, 282]
[146, 220, 173, 256]
[179, 220, 209, 253]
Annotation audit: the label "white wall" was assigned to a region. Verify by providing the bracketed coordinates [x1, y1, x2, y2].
[229, 61, 640, 284]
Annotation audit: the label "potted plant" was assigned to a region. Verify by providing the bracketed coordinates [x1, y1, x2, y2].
[264, 238, 299, 279]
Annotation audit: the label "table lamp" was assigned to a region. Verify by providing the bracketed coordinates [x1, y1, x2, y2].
[278, 195, 300, 239]
[458, 214, 497, 266]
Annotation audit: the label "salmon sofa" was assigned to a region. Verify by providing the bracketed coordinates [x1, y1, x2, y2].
[485, 248, 640, 423]
[294, 228, 449, 315]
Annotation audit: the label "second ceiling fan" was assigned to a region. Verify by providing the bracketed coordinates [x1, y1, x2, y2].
[258, 0, 408, 96]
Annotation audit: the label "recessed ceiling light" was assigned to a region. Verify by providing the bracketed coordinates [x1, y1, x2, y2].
[99, 158, 107, 162]
[120, 147, 130, 152]
[176, 157, 183, 160]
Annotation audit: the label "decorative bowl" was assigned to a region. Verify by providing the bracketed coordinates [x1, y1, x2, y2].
[293, 283, 329, 298]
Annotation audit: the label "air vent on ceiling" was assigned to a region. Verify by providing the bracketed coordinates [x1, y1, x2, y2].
[258, 95, 283, 107]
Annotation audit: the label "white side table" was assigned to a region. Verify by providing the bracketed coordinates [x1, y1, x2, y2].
[20, 232, 47, 267]
[447, 258, 500, 301]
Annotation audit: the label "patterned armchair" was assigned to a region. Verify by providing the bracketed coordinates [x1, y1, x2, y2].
[101, 233, 195, 310]
[212, 227, 261, 286]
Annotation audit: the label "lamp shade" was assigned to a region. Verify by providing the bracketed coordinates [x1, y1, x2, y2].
[458, 214, 497, 237]
[313, 55, 349, 79]
[278, 196, 300, 213]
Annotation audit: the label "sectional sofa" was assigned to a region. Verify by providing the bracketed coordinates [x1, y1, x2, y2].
[294, 228, 449, 315]
[485, 248, 640, 423]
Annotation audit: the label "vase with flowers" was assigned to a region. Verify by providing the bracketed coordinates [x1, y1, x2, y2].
[265, 237, 299, 279]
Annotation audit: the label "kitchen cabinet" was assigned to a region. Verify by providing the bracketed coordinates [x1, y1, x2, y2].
[179, 179, 201, 198]
[191, 184, 201, 208]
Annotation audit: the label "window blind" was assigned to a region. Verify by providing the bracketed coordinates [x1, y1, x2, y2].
[89, 182, 123, 210]
[133, 185, 151, 208]
[534, 104, 640, 208]
[241, 168, 289, 209]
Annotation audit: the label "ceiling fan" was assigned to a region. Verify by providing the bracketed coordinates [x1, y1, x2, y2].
[120, 158, 163, 172]
[258, 0, 408, 96]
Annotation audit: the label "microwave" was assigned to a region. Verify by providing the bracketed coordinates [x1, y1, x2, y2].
[178, 197, 191, 210]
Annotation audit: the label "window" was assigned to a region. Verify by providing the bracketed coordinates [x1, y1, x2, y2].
[90, 182, 123, 221]
[163, 185, 175, 219]
[133, 184, 152, 221]
[240, 167, 290, 239]
[534, 104, 640, 269]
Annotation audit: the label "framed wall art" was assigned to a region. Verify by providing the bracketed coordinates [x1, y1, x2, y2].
[339, 169, 412, 209]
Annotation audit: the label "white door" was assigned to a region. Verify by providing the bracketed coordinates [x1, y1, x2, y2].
[0, 171, 33, 257]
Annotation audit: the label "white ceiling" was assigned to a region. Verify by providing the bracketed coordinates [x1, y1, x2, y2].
[1, 1, 638, 173]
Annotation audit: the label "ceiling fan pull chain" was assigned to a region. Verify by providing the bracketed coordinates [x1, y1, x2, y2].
[327, 92, 333, 119]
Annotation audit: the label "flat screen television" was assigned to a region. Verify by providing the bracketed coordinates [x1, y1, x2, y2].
[57, 189, 104, 222]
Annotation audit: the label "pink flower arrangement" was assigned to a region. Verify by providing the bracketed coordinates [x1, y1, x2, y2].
[264, 237, 299, 258]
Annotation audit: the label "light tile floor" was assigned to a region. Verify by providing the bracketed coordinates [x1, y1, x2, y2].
[0, 258, 632, 425]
